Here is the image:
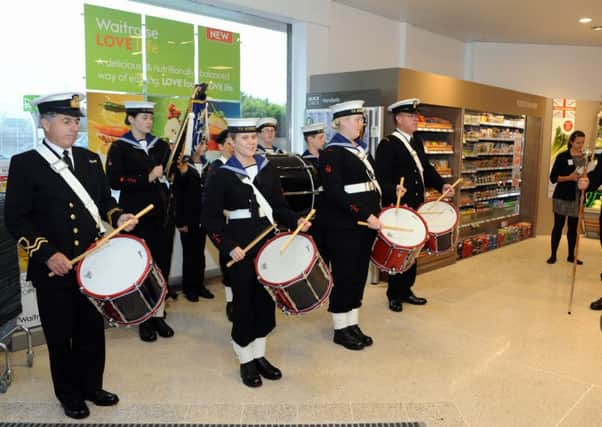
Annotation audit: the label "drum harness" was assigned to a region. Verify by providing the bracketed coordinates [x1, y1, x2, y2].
[392, 130, 425, 187]
[36, 143, 106, 234]
[343, 147, 382, 198]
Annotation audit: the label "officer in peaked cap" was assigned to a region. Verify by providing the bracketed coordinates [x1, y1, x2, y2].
[375, 98, 455, 312]
[4, 92, 138, 419]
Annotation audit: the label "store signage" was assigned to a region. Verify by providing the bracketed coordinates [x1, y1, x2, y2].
[548, 98, 577, 197]
[84, 4, 143, 92]
[146, 16, 194, 96]
[198, 26, 240, 101]
[306, 90, 381, 108]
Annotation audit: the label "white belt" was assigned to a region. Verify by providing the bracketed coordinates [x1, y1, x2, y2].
[344, 181, 378, 194]
[224, 208, 266, 221]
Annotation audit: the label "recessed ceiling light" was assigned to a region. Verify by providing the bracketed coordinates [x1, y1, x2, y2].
[593, 25, 602, 31]
[579, 17, 592, 23]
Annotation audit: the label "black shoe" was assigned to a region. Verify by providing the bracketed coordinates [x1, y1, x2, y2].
[62, 401, 89, 419]
[348, 324, 373, 346]
[226, 302, 234, 322]
[84, 389, 119, 406]
[546, 256, 557, 264]
[184, 292, 199, 302]
[590, 298, 602, 310]
[152, 317, 175, 338]
[240, 361, 262, 387]
[333, 327, 364, 350]
[167, 289, 178, 300]
[255, 357, 282, 380]
[388, 300, 403, 312]
[139, 319, 157, 342]
[567, 257, 583, 265]
[198, 287, 215, 299]
[401, 293, 427, 305]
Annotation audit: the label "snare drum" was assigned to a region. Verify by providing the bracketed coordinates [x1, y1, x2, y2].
[417, 200, 459, 255]
[255, 232, 332, 315]
[76, 235, 167, 326]
[266, 154, 319, 214]
[370, 207, 428, 274]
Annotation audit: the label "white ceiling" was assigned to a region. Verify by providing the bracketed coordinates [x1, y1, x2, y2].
[334, 0, 602, 46]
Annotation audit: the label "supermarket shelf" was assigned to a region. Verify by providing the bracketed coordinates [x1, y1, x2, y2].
[425, 150, 454, 154]
[417, 127, 455, 133]
[440, 174, 453, 178]
[476, 137, 517, 142]
[473, 192, 520, 202]
[461, 166, 514, 173]
[465, 179, 518, 188]
[460, 213, 520, 228]
[464, 121, 524, 130]
[475, 152, 514, 156]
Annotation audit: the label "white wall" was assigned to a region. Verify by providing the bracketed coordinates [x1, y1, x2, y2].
[471, 42, 602, 100]
[403, 23, 465, 80]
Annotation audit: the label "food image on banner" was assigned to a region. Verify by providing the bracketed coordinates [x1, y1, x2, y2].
[146, 16, 194, 96]
[87, 92, 143, 164]
[148, 95, 189, 143]
[206, 101, 240, 151]
[84, 4, 143, 93]
[548, 98, 576, 197]
[198, 26, 241, 102]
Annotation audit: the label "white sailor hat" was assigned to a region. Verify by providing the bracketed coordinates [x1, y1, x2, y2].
[33, 92, 85, 117]
[330, 100, 365, 120]
[302, 122, 325, 136]
[387, 98, 421, 115]
[256, 117, 278, 131]
[124, 101, 155, 115]
[227, 117, 257, 133]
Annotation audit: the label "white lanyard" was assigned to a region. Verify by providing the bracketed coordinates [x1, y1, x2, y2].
[240, 173, 274, 225]
[393, 130, 424, 186]
[36, 144, 106, 233]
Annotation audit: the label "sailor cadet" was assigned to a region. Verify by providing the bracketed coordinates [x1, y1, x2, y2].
[4, 92, 138, 419]
[256, 117, 285, 154]
[301, 122, 326, 170]
[318, 100, 381, 351]
[375, 98, 454, 312]
[205, 128, 236, 320]
[106, 101, 175, 342]
[202, 117, 310, 388]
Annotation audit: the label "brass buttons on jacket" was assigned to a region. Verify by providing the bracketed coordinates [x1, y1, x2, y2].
[73, 227, 79, 234]
[69, 202, 74, 208]
[70, 214, 76, 220]
[74, 240, 80, 247]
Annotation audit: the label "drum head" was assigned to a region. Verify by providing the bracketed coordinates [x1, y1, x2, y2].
[378, 207, 427, 247]
[418, 201, 459, 233]
[255, 233, 316, 286]
[77, 235, 150, 298]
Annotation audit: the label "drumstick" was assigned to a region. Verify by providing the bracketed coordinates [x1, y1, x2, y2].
[48, 204, 154, 277]
[357, 221, 414, 232]
[226, 223, 277, 268]
[435, 178, 463, 203]
[280, 208, 315, 254]
[395, 177, 405, 210]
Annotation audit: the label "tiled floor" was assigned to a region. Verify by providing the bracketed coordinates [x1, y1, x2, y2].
[1, 235, 601, 426]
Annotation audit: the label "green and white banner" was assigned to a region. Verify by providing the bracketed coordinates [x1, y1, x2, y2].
[84, 4, 143, 92]
[146, 16, 195, 96]
[198, 26, 240, 101]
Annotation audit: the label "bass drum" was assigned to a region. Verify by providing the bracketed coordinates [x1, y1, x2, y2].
[266, 153, 319, 214]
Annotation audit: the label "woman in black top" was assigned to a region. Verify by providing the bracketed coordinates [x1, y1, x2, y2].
[547, 130, 587, 264]
[202, 118, 310, 388]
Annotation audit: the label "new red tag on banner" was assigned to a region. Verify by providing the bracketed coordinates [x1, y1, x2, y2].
[206, 27, 233, 43]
